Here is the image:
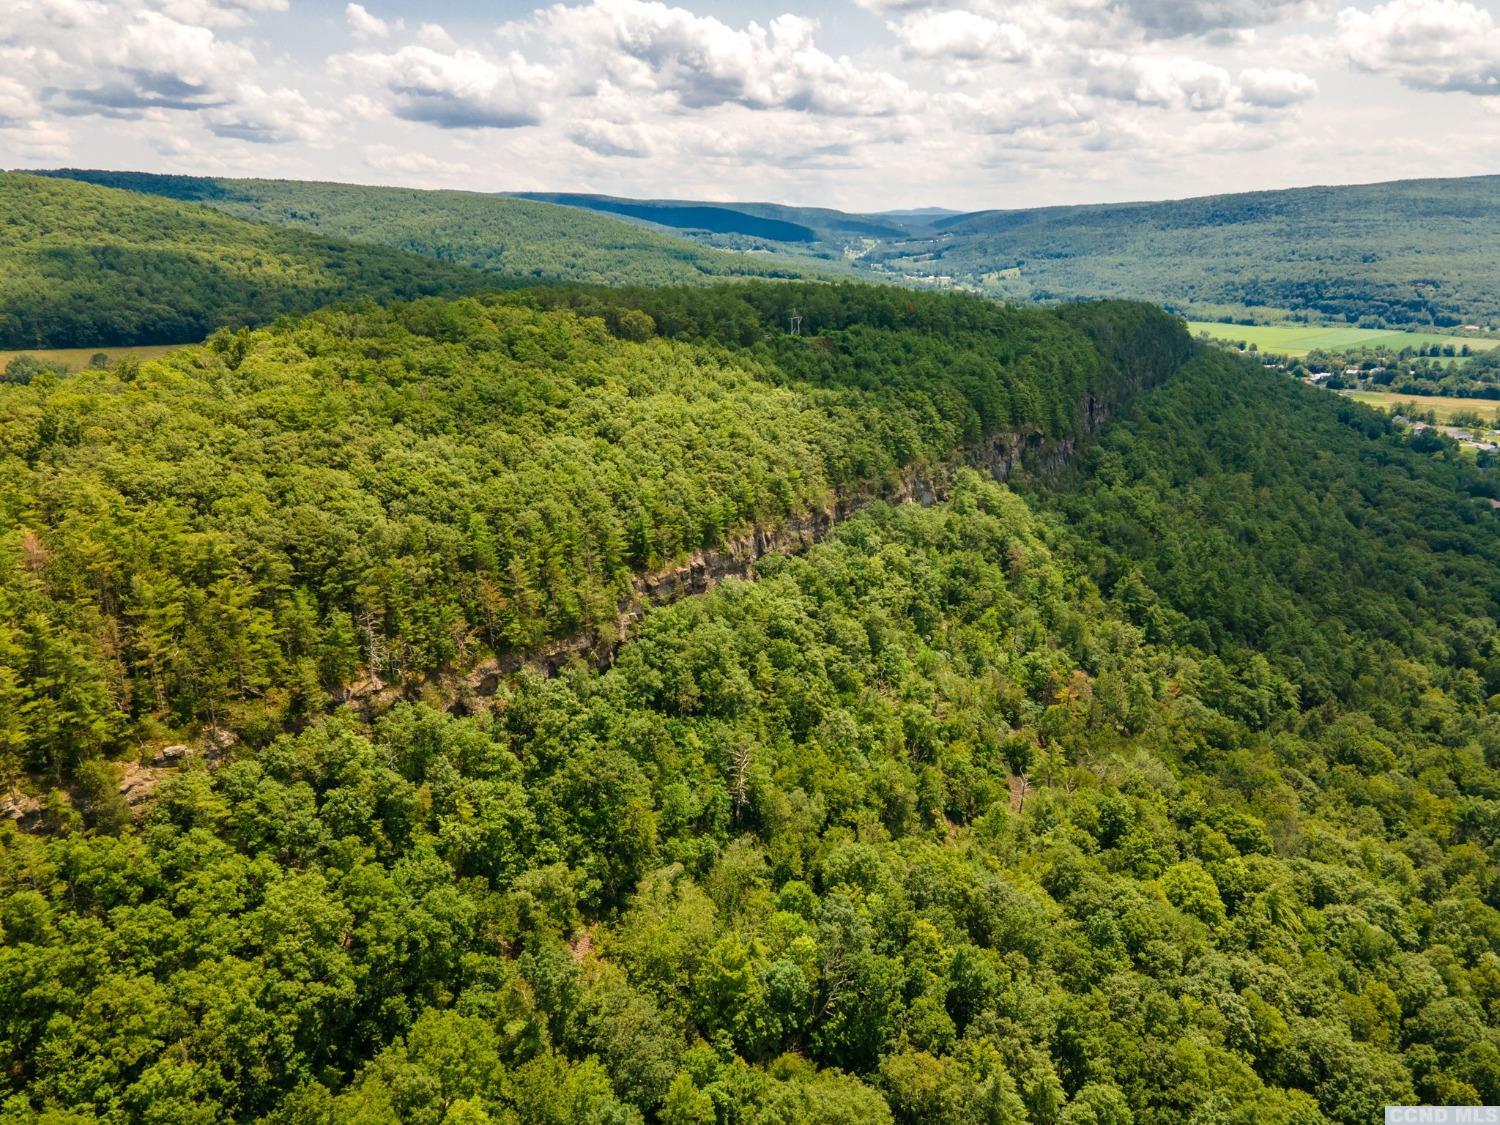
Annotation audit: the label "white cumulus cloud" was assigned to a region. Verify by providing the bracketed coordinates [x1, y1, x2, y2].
[892, 9, 1033, 62]
[0, 0, 322, 148]
[537, 0, 920, 116]
[205, 84, 337, 143]
[858, 0, 1318, 41]
[1086, 51, 1235, 110]
[1112, 0, 1320, 39]
[345, 3, 396, 40]
[569, 118, 654, 157]
[1237, 66, 1318, 107]
[336, 43, 553, 129]
[949, 87, 1086, 134]
[1338, 0, 1500, 96]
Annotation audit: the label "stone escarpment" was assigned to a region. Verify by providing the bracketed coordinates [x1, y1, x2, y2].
[1, 340, 1183, 828]
[442, 415, 1104, 708]
[0, 417, 1110, 829]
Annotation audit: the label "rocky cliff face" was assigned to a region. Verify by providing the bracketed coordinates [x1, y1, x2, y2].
[353, 344, 1183, 714]
[450, 418, 1103, 703]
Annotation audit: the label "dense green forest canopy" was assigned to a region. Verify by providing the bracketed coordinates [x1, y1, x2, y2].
[0, 173, 495, 350]
[2, 296, 1498, 1121]
[36, 171, 820, 290]
[0, 283, 1182, 782]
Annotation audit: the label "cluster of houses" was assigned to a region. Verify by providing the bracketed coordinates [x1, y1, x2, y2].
[1400, 417, 1500, 453]
[1303, 366, 1394, 388]
[1283, 348, 1500, 457]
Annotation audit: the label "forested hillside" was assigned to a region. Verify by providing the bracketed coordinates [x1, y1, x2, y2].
[2, 282, 1498, 1122]
[0, 174, 491, 349]
[37, 171, 817, 289]
[0, 283, 1178, 781]
[876, 176, 1500, 329]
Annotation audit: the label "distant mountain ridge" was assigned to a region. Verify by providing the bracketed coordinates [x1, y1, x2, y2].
[31, 170, 823, 291]
[512, 191, 913, 243]
[25, 168, 1500, 332]
[512, 193, 822, 243]
[871, 207, 963, 223]
[893, 175, 1500, 328]
[515, 176, 1500, 330]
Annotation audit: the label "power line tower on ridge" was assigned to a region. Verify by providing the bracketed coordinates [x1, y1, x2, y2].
[788, 308, 802, 335]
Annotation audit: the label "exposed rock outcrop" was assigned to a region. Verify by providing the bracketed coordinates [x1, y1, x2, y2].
[445, 422, 1091, 702]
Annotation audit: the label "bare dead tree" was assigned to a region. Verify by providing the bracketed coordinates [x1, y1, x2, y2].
[1010, 772, 1035, 814]
[357, 606, 386, 691]
[730, 741, 752, 823]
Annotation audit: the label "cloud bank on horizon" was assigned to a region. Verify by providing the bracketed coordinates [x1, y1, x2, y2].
[2, 0, 1498, 210]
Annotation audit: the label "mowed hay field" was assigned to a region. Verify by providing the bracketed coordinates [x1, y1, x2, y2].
[1349, 391, 1500, 423]
[0, 343, 190, 372]
[1187, 321, 1500, 358]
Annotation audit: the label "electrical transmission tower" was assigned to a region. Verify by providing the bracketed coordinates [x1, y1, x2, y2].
[788, 308, 802, 335]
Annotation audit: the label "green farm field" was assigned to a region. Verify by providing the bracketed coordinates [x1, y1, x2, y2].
[0, 342, 189, 372]
[1187, 321, 1499, 358]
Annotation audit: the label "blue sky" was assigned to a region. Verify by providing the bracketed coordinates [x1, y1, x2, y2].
[3, 0, 1499, 211]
